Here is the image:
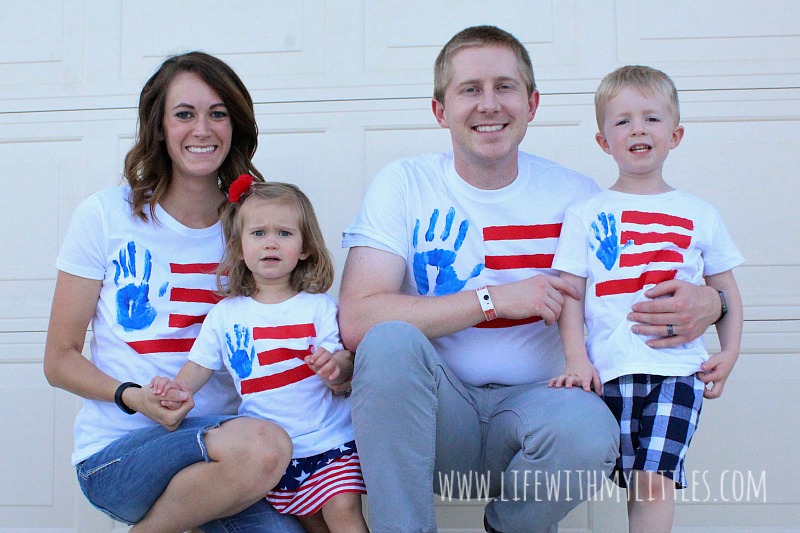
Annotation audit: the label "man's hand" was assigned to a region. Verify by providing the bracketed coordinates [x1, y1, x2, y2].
[493, 274, 581, 326]
[628, 280, 720, 348]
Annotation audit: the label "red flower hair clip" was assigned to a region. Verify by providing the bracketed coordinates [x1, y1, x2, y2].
[228, 174, 254, 203]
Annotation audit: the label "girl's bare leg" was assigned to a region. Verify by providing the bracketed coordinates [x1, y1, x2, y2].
[320, 493, 369, 533]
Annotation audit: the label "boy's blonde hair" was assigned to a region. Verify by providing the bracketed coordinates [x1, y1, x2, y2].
[594, 65, 680, 130]
[218, 182, 334, 297]
[434, 25, 536, 105]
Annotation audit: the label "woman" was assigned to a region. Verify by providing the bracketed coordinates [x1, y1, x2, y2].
[44, 52, 307, 532]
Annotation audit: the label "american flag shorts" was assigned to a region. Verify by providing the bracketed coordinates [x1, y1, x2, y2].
[602, 374, 704, 489]
[266, 440, 366, 516]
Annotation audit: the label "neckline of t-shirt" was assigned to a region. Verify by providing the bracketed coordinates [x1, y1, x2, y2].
[603, 188, 681, 199]
[153, 202, 221, 238]
[444, 155, 527, 203]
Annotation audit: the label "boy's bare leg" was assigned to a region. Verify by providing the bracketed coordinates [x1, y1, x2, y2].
[131, 418, 292, 533]
[627, 470, 674, 533]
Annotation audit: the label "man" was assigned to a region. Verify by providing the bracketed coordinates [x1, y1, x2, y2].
[339, 25, 723, 533]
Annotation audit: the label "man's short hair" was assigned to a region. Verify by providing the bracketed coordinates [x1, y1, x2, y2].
[434, 25, 536, 105]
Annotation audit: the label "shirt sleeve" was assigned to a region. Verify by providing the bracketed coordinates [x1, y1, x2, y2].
[187, 307, 226, 371]
[55, 192, 108, 280]
[341, 160, 409, 258]
[702, 207, 745, 276]
[314, 295, 345, 354]
[552, 201, 590, 278]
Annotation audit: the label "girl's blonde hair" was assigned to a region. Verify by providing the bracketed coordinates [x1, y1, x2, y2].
[218, 181, 334, 297]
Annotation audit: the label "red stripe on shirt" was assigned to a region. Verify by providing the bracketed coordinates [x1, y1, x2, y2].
[258, 347, 313, 366]
[621, 210, 693, 230]
[595, 269, 677, 297]
[253, 323, 317, 340]
[620, 230, 691, 249]
[619, 249, 684, 267]
[127, 338, 196, 354]
[168, 314, 207, 328]
[170, 287, 223, 304]
[485, 254, 554, 270]
[483, 223, 561, 241]
[240, 364, 315, 394]
[473, 316, 542, 329]
[169, 262, 219, 274]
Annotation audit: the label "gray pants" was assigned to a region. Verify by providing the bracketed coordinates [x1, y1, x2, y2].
[351, 321, 619, 533]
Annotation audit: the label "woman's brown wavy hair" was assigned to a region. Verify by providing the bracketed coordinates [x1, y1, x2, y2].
[124, 51, 264, 221]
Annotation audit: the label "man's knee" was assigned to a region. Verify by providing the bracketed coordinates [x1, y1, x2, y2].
[355, 321, 429, 377]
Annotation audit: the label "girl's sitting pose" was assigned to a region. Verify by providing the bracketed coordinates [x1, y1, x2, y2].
[153, 176, 368, 533]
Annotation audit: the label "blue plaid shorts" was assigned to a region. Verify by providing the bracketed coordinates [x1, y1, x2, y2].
[602, 374, 704, 489]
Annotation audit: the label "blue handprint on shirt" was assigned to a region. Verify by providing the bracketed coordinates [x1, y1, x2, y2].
[590, 212, 632, 271]
[113, 241, 157, 332]
[413, 207, 484, 296]
[227, 324, 256, 379]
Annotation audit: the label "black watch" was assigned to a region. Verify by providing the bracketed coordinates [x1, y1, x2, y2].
[114, 382, 142, 415]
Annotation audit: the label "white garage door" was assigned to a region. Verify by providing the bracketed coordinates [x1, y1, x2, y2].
[1, 1, 797, 531]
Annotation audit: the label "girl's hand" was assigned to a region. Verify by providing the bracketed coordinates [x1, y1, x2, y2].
[149, 376, 173, 396]
[548, 358, 602, 396]
[306, 348, 354, 396]
[306, 347, 341, 384]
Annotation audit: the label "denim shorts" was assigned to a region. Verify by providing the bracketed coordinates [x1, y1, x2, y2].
[76, 415, 237, 524]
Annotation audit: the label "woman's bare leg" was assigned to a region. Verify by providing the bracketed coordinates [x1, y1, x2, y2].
[131, 418, 292, 533]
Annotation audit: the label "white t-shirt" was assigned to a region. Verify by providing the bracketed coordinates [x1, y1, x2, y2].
[189, 292, 353, 457]
[552, 189, 745, 383]
[56, 186, 240, 465]
[342, 151, 599, 386]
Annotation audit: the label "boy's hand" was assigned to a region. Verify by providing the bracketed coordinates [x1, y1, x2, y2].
[697, 350, 738, 399]
[548, 358, 602, 396]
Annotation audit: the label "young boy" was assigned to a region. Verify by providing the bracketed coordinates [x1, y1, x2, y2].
[549, 65, 744, 533]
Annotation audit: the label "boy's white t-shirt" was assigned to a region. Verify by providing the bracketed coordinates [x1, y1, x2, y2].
[56, 186, 240, 465]
[188, 292, 353, 457]
[552, 189, 744, 383]
[342, 151, 599, 386]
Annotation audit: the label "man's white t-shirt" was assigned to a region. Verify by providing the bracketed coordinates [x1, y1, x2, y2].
[342, 151, 599, 386]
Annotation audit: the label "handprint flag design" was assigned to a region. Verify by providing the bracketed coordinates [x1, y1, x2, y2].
[478, 222, 563, 329]
[413, 207, 484, 296]
[593, 210, 693, 297]
[227, 324, 257, 378]
[239, 323, 317, 395]
[113, 241, 157, 332]
[124, 258, 222, 355]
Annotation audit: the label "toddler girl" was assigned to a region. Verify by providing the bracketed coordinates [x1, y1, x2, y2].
[152, 175, 368, 532]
